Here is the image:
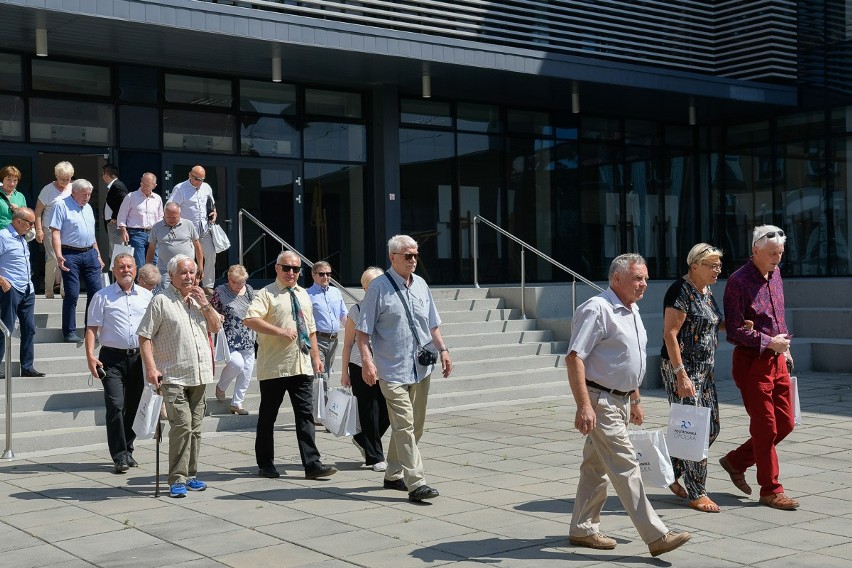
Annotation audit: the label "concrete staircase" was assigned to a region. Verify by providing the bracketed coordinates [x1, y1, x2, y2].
[0, 287, 569, 455]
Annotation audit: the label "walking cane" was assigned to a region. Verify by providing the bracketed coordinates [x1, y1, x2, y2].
[154, 419, 162, 498]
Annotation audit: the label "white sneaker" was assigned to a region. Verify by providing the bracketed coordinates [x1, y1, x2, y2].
[372, 461, 388, 472]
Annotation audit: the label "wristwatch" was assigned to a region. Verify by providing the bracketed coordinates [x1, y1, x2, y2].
[439, 347, 449, 353]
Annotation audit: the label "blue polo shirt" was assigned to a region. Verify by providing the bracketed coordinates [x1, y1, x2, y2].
[0, 224, 33, 294]
[306, 282, 347, 334]
[49, 195, 96, 248]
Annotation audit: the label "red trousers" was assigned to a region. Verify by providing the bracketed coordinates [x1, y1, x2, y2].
[725, 347, 794, 497]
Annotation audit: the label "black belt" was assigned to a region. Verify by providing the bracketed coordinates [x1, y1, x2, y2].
[61, 244, 94, 252]
[586, 380, 634, 397]
[316, 331, 338, 339]
[127, 227, 151, 232]
[101, 346, 140, 356]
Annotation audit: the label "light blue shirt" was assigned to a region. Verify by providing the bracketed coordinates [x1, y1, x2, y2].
[87, 282, 153, 349]
[307, 282, 347, 333]
[357, 267, 441, 384]
[0, 224, 33, 294]
[49, 195, 96, 248]
[567, 287, 648, 393]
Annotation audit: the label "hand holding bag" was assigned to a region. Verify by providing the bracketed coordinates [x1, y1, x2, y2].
[312, 375, 326, 422]
[665, 390, 711, 462]
[133, 383, 163, 440]
[209, 223, 231, 253]
[322, 387, 361, 437]
[629, 427, 676, 488]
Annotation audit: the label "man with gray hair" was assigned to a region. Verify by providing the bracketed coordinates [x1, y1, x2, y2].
[49, 179, 104, 343]
[357, 234, 452, 502]
[137, 254, 221, 498]
[307, 260, 347, 400]
[721, 225, 798, 510]
[566, 253, 690, 557]
[136, 263, 162, 292]
[146, 201, 203, 289]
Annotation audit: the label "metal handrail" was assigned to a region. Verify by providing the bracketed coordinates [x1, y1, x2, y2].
[472, 215, 604, 318]
[2, 319, 14, 460]
[238, 209, 359, 304]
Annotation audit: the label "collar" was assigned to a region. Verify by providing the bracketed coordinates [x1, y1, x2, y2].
[745, 257, 778, 282]
[603, 287, 636, 314]
[387, 267, 413, 288]
[275, 279, 301, 293]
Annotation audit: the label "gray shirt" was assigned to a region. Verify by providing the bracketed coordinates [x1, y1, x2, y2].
[148, 219, 199, 272]
[357, 267, 441, 384]
[567, 287, 647, 392]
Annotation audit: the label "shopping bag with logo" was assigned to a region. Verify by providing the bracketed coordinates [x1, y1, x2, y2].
[665, 398, 711, 461]
[111, 243, 135, 266]
[322, 387, 360, 437]
[312, 375, 326, 423]
[213, 328, 230, 364]
[132, 383, 163, 440]
[101, 272, 111, 288]
[790, 375, 802, 425]
[209, 223, 231, 253]
[629, 427, 676, 488]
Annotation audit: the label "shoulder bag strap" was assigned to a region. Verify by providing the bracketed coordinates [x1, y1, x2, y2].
[385, 272, 421, 349]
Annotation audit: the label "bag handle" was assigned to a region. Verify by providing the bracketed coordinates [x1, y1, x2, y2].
[677, 379, 703, 406]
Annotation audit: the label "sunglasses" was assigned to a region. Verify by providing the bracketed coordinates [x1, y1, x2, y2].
[701, 262, 722, 271]
[755, 230, 784, 243]
[191, 175, 205, 182]
[315, 272, 332, 277]
[277, 264, 301, 273]
[394, 252, 420, 261]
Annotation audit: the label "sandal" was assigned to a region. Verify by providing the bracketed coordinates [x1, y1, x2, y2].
[759, 493, 799, 510]
[668, 481, 688, 499]
[688, 495, 721, 513]
[719, 456, 752, 495]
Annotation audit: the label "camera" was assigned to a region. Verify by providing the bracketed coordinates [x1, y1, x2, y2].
[417, 346, 438, 366]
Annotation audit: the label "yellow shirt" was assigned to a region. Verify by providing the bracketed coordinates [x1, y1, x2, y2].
[245, 280, 316, 380]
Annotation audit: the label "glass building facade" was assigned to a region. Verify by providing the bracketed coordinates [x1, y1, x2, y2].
[0, 0, 849, 286]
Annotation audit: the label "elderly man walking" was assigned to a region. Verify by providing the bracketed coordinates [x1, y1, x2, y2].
[243, 251, 337, 480]
[168, 165, 217, 291]
[307, 260, 347, 403]
[49, 179, 105, 343]
[721, 225, 799, 510]
[356, 235, 452, 502]
[147, 202, 203, 289]
[117, 172, 163, 272]
[566, 253, 690, 557]
[137, 254, 221, 498]
[85, 253, 153, 473]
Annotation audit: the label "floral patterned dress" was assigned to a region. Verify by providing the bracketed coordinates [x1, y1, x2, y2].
[660, 276, 722, 500]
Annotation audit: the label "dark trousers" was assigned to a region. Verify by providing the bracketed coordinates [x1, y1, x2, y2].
[255, 374, 321, 471]
[60, 247, 102, 335]
[0, 286, 35, 372]
[99, 349, 144, 461]
[350, 363, 390, 465]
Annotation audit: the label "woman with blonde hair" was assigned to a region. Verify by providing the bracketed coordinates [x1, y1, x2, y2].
[211, 264, 257, 414]
[35, 161, 74, 298]
[660, 243, 725, 513]
[342, 267, 390, 471]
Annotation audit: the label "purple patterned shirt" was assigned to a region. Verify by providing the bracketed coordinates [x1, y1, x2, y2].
[723, 258, 788, 354]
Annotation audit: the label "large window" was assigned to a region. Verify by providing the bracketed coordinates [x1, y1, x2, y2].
[29, 99, 114, 146]
[32, 60, 111, 96]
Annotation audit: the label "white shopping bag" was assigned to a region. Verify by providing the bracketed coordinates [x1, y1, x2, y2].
[133, 383, 163, 440]
[312, 375, 326, 422]
[665, 401, 711, 462]
[790, 375, 802, 425]
[101, 272, 111, 288]
[629, 428, 676, 488]
[111, 243, 135, 266]
[213, 329, 230, 364]
[322, 387, 360, 437]
[209, 223, 231, 253]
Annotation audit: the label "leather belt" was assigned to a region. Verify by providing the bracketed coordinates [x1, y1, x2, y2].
[586, 380, 634, 398]
[316, 331, 338, 340]
[101, 346, 140, 356]
[61, 244, 94, 252]
[127, 227, 151, 232]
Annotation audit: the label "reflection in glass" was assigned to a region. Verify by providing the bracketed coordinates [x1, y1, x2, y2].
[304, 122, 366, 161]
[457, 103, 500, 133]
[163, 109, 235, 153]
[239, 80, 297, 114]
[29, 98, 114, 146]
[165, 74, 232, 107]
[0, 53, 22, 91]
[401, 99, 452, 127]
[507, 137, 553, 281]
[240, 116, 300, 157]
[0, 95, 25, 141]
[305, 89, 362, 118]
[32, 60, 111, 96]
[579, 143, 622, 278]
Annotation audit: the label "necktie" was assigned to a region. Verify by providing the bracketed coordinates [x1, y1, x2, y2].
[289, 288, 311, 354]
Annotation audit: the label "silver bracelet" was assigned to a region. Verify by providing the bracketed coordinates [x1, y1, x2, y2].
[671, 364, 685, 374]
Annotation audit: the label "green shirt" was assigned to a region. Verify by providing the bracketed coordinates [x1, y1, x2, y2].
[0, 191, 27, 228]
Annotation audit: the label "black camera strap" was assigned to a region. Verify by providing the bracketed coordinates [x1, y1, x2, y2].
[385, 272, 423, 350]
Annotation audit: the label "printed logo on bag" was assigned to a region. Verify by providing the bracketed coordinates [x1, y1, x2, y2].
[672, 420, 698, 441]
[680, 420, 692, 429]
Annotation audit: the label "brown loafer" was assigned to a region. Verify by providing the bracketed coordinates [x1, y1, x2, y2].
[719, 455, 752, 495]
[759, 493, 799, 510]
[648, 531, 690, 557]
[569, 532, 616, 550]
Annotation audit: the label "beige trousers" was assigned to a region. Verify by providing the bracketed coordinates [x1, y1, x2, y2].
[163, 383, 207, 485]
[569, 389, 668, 544]
[44, 243, 62, 296]
[380, 376, 430, 491]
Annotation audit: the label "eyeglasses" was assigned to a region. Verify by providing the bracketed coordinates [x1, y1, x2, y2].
[315, 272, 332, 277]
[191, 175, 205, 183]
[394, 252, 420, 261]
[277, 264, 301, 273]
[20, 219, 35, 227]
[755, 230, 784, 243]
[701, 262, 722, 271]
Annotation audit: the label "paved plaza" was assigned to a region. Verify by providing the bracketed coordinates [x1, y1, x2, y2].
[1, 371, 851, 567]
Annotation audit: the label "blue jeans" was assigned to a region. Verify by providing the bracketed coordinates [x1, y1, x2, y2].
[60, 247, 102, 335]
[126, 228, 153, 271]
[0, 285, 35, 371]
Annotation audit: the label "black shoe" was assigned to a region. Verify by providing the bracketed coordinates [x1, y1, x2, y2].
[126, 454, 138, 467]
[257, 465, 281, 478]
[408, 485, 439, 502]
[20, 368, 46, 377]
[383, 478, 407, 492]
[305, 464, 337, 479]
[64, 332, 83, 343]
[113, 457, 129, 474]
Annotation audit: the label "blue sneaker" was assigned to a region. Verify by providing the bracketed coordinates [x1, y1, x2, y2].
[169, 482, 187, 498]
[186, 477, 207, 491]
